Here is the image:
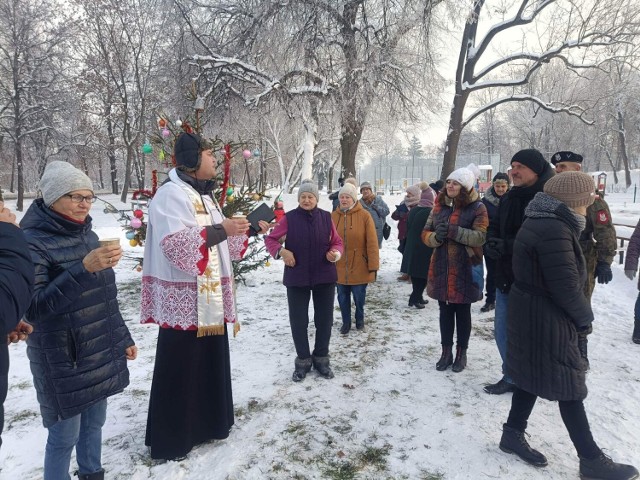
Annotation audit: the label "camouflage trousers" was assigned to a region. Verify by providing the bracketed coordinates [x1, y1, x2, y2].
[583, 243, 597, 302]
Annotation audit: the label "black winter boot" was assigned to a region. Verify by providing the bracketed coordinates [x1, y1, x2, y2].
[312, 355, 334, 379]
[408, 299, 425, 309]
[484, 378, 516, 395]
[633, 319, 640, 344]
[452, 346, 467, 373]
[76, 470, 105, 480]
[292, 357, 312, 382]
[499, 424, 548, 467]
[480, 302, 495, 312]
[578, 333, 590, 371]
[435, 345, 453, 371]
[579, 451, 639, 480]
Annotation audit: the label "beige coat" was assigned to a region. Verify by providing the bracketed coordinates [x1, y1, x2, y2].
[331, 202, 379, 285]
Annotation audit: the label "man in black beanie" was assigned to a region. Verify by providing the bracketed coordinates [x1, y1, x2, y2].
[551, 151, 617, 369]
[483, 148, 554, 395]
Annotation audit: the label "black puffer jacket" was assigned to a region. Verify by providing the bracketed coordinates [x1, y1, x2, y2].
[488, 167, 554, 293]
[21, 199, 134, 424]
[506, 193, 592, 402]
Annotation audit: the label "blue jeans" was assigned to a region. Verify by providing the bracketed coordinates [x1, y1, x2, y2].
[337, 284, 367, 327]
[494, 290, 513, 384]
[44, 399, 107, 480]
[635, 292, 640, 321]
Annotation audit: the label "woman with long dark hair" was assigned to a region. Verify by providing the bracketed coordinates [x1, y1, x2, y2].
[422, 168, 488, 372]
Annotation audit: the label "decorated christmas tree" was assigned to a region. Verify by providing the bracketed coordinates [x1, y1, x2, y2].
[109, 116, 272, 283]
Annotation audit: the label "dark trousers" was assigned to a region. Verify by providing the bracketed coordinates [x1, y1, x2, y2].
[438, 302, 472, 349]
[410, 277, 427, 304]
[286, 283, 336, 359]
[507, 387, 600, 459]
[0, 343, 7, 450]
[484, 258, 497, 304]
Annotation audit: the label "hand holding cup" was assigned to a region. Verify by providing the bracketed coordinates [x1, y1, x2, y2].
[83, 238, 122, 272]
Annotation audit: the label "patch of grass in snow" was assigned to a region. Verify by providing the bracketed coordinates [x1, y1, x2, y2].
[419, 471, 446, 480]
[322, 460, 359, 480]
[235, 398, 268, 418]
[7, 409, 39, 428]
[117, 279, 141, 296]
[128, 388, 148, 399]
[356, 443, 391, 470]
[473, 322, 495, 341]
[285, 421, 307, 436]
[10, 380, 32, 390]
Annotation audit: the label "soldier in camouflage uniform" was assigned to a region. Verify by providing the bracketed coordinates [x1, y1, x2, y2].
[551, 151, 617, 369]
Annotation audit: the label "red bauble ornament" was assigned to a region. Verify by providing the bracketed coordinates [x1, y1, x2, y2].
[133, 209, 144, 219]
[158, 118, 166, 128]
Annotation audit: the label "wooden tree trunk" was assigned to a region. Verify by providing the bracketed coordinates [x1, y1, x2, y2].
[120, 145, 134, 203]
[441, 89, 469, 180]
[16, 137, 24, 212]
[616, 111, 632, 188]
[340, 121, 363, 179]
[105, 103, 119, 194]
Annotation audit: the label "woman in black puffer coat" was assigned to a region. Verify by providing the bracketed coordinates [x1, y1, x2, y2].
[498, 172, 637, 480]
[21, 161, 137, 480]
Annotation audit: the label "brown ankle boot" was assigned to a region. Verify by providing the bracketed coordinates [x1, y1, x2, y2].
[436, 345, 453, 371]
[452, 346, 467, 372]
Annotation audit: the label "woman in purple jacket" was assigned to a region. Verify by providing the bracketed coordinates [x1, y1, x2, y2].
[265, 180, 344, 382]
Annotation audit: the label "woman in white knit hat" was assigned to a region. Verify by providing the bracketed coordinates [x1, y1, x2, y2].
[422, 167, 488, 373]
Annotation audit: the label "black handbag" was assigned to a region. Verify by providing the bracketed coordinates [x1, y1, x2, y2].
[382, 222, 391, 240]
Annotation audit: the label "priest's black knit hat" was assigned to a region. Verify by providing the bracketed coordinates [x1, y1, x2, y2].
[174, 132, 203, 169]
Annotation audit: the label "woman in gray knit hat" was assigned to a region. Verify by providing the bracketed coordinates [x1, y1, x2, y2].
[498, 171, 637, 480]
[20, 161, 137, 480]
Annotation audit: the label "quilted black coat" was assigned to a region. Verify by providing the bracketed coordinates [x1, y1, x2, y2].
[21, 199, 134, 424]
[506, 193, 593, 401]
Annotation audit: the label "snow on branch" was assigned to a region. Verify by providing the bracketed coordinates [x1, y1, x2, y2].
[468, 0, 556, 62]
[461, 94, 594, 129]
[191, 55, 333, 107]
[472, 37, 619, 84]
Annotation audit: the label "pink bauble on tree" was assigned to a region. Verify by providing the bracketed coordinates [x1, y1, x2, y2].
[162, 128, 170, 138]
[130, 217, 142, 229]
[242, 149, 251, 159]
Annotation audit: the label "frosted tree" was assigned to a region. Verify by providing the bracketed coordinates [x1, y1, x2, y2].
[74, 0, 170, 201]
[441, 0, 640, 179]
[0, 0, 75, 210]
[176, 0, 443, 180]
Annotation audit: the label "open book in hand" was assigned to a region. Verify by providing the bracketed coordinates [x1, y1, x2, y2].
[247, 203, 276, 233]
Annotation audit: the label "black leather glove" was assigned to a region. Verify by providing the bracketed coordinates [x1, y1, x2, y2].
[594, 261, 613, 284]
[484, 238, 505, 260]
[434, 222, 449, 242]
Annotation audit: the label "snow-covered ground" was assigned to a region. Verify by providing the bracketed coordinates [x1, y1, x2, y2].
[1, 185, 638, 480]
